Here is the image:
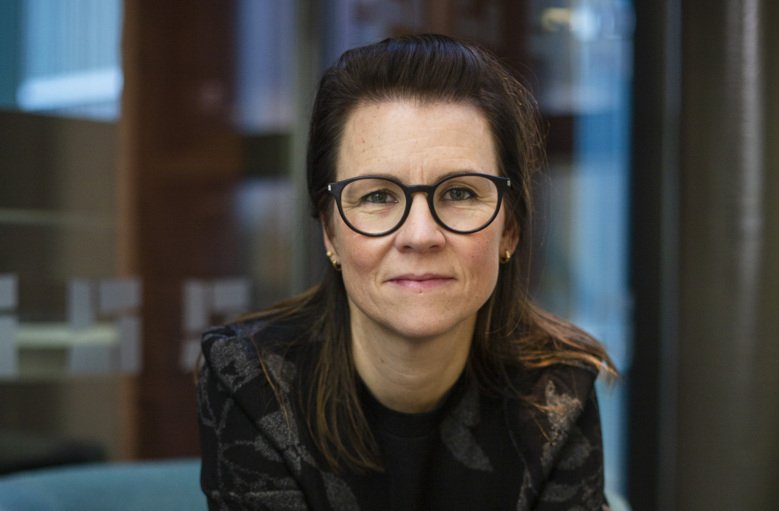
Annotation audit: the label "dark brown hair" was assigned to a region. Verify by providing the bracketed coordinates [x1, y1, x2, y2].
[257, 34, 615, 472]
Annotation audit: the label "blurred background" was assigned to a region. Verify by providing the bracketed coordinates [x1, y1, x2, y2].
[0, 1, 776, 510]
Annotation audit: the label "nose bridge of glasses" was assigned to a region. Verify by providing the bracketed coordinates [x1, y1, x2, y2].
[404, 182, 436, 197]
[405, 182, 438, 206]
[403, 185, 439, 224]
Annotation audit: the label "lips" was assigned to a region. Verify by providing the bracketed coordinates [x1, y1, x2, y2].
[387, 273, 455, 291]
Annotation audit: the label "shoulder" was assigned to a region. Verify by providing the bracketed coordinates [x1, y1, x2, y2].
[504, 364, 606, 507]
[200, 317, 316, 397]
[523, 363, 599, 409]
[506, 363, 601, 455]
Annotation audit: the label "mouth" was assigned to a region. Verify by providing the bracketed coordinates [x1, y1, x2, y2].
[387, 273, 455, 291]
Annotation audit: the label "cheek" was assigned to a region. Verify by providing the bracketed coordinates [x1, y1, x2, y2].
[461, 228, 504, 283]
[468, 243, 501, 281]
[334, 228, 385, 275]
[343, 249, 378, 277]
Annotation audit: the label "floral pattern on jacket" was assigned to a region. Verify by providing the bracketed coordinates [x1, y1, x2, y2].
[197, 320, 610, 511]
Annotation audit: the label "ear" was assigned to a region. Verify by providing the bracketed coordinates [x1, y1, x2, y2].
[501, 220, 520, 257]
[321, 215, 337, 258]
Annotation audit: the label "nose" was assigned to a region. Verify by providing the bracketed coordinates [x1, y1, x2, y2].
[393, 193, 445, 251]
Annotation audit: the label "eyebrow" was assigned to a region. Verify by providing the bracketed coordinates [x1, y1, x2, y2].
[349, 169, 496, 184]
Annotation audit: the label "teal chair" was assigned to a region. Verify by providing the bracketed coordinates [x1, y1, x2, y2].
[0, 459, 205, 511]
[607, 490, 632, 511]
[0, 458, 630, 511]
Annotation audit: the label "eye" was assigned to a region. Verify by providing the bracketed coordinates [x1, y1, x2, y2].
[361, 189, 398, 204]
[441, 186, 477, 201]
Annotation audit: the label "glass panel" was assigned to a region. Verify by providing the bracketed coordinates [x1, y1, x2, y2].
[0, 111, 122, 377]
[0, 275, 18, 377]
[1, 0, 124, 121]
[530, 0, 634, 497]
[234, 0, 295, 133]
[0, 1, 129, 469]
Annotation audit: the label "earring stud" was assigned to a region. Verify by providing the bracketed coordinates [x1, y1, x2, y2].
[500, 250, 512, 264]
[326, 250, 341, 271]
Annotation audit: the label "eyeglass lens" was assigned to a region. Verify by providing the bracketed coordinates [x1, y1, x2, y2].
[338, 174, 501, 235]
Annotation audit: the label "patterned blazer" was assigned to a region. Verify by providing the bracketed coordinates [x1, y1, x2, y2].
[197, 319, 609, 511]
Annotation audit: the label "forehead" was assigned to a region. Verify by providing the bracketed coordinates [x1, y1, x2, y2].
[335, 99, 498, 182]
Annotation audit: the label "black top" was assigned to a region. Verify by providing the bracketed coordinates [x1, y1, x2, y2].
[361, 380, 442, 511]
[197, 319, 609, 511]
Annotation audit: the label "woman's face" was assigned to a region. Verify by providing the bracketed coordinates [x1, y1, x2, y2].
[323, 100, 517, 342]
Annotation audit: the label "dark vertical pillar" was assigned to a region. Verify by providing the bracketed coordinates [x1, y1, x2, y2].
[676, 0, 779, 508]
[628, 0, 681, 508]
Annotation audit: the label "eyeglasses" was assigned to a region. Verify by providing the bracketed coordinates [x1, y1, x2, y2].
[326, 173, 511, 237]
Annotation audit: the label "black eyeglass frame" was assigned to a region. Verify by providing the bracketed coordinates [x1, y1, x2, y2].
[326, 172, 512, 237]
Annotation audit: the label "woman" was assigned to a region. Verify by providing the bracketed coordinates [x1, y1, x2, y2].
[198, 34, 616, 511]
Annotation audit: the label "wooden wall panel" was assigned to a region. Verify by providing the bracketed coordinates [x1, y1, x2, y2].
[119, 0, 241, 458]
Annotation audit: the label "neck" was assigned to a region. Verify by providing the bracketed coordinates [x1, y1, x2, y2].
[350, 316, 475, 414]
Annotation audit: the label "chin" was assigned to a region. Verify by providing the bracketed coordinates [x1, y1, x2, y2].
[382, 315, 475, 343]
